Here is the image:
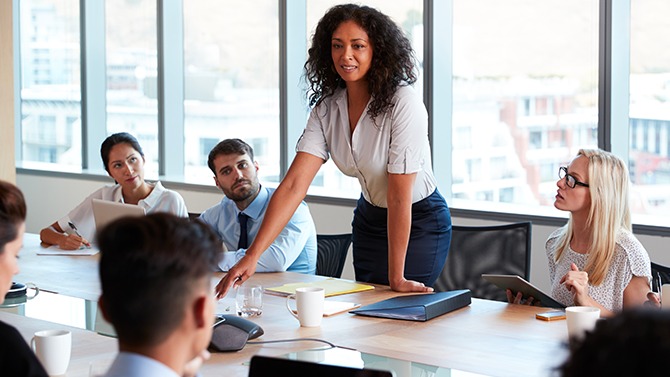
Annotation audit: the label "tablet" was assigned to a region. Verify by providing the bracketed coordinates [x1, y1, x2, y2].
[92, 198, 146, 231]
[481, 274, 566, 308]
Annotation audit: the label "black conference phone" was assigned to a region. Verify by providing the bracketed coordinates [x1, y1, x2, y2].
[209, 314, 264, 352]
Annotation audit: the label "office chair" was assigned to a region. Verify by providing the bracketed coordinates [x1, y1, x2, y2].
[651, 261, 670, 288]
[316, 233, 352, 278]
[188, 212, 201, 221]
[433, 222, 532, 302]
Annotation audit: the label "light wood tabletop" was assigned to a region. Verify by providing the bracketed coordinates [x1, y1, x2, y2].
[10, 233, 570, 377]
[17, 233, 102, 301]
[0, 311, 118, 376]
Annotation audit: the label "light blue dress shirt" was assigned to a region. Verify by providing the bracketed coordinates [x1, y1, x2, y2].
[199, 186, 317, 274]
[102, 352, 179, 377]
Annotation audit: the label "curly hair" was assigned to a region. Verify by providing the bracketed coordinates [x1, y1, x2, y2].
[304, 3, 418, 121]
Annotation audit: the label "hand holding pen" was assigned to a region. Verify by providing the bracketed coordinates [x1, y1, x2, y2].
[64, 221, 91, 249]
[646, 271, 662, 308]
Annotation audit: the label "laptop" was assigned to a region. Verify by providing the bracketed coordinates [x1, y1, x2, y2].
[248, 355, 395, 377]
[92, 198, 146, 230]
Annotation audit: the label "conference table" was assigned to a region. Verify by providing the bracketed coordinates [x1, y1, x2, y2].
[4, 234, 570, 376]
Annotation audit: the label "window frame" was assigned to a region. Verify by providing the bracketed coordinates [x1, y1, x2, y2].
[12, 0, 669, 236]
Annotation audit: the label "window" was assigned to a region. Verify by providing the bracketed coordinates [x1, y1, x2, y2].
[19, 0, 81, 168]
[629, 0, 670, 221]
[444, 0, 599, 210]
[12, 1, 670, 230]
[183, 0, 279, 185]
[105, 0, 158, 178]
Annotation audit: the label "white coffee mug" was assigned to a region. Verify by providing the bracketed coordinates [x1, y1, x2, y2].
[31, 329, 71, 376]
[661, 284, 670, 309]
[565, 306, 600, 341]
[286, 287, 325, 327]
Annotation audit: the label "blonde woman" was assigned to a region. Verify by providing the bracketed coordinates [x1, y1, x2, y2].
[510, 149, 651, 316]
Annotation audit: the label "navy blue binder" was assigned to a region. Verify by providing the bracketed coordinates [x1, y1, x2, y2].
[350, 290, 471, 321]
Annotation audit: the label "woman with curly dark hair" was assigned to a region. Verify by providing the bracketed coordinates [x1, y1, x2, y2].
[215, 4, 451, 297]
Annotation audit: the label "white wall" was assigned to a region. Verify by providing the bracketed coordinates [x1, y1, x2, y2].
[17, 172, 670, 292]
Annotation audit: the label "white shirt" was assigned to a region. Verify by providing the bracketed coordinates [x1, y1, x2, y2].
[57, 181, 188, 241]
[296, 85, 437, 207]
[102, 352, 179, 377]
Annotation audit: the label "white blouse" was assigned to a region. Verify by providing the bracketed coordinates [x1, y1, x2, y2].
[57, 181, 188, 241]
[546, 228, 651, 312]
[296, 85, 437, 208]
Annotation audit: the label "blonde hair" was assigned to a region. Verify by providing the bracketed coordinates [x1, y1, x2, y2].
[554, 149, 631, 285]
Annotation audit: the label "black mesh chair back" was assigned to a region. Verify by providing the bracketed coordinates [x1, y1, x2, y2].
[316, 233, 352, 278]
[651, 262, 670, 287]
[433, 222, 532, 302]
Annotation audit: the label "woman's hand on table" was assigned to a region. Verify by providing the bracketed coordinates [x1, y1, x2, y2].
[390, 277, 434, 293]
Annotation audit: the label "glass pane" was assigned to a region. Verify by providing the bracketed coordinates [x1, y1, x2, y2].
[183, 1, 279, 185]
[105, 0, 159, 179]
[449, 0, 599, 212]
[629, 0, 670, 221]
[305, 1, 424, 198]
[19, 0, 81, 169]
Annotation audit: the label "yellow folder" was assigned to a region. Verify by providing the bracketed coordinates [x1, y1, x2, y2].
[266, 278, 374, 297]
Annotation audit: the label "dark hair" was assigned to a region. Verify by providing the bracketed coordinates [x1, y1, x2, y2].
[207, 138, 255, 175]
[100, 132, 144, 173]
[559, 309, 670, 376]
[304, 3, 417, 120]
[97, 213, 221, 347]
[0, 180, 27, 253]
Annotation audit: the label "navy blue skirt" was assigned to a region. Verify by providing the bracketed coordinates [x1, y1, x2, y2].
[351, 189, 452, 286]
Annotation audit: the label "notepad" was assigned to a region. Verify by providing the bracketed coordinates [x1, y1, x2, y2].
[266, 278, 374, 297]
[37, 245, 99, 256]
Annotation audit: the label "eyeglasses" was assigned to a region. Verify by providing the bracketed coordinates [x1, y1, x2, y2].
[558, 166, 589, 188]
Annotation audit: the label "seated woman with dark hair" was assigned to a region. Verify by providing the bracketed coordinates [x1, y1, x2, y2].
[39, 132, 188, 249]
[0, 180, 48, 376]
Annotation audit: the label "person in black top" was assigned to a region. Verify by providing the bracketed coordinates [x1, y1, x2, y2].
[0, 180, 47, 376]
[559, 308, 670, 376]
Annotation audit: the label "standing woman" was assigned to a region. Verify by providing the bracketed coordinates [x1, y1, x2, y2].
[509, 149, 651, 316]
[40, 132, 188, 249]
[0, 180, 48, 376]
[217, 4, 451, 296]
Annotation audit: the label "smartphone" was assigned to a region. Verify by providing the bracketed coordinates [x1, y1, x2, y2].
[536, 310, 566, 321]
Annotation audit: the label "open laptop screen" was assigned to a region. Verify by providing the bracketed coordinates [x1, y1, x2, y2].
[92, 198, 146, 231]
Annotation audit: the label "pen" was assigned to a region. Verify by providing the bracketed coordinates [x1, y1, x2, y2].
[653, 272, 661, 294]
[68, 221, 91, 247]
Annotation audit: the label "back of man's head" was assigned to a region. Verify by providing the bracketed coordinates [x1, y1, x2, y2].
[98, 213, 221, 348]
[559, 308, 670, 376]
